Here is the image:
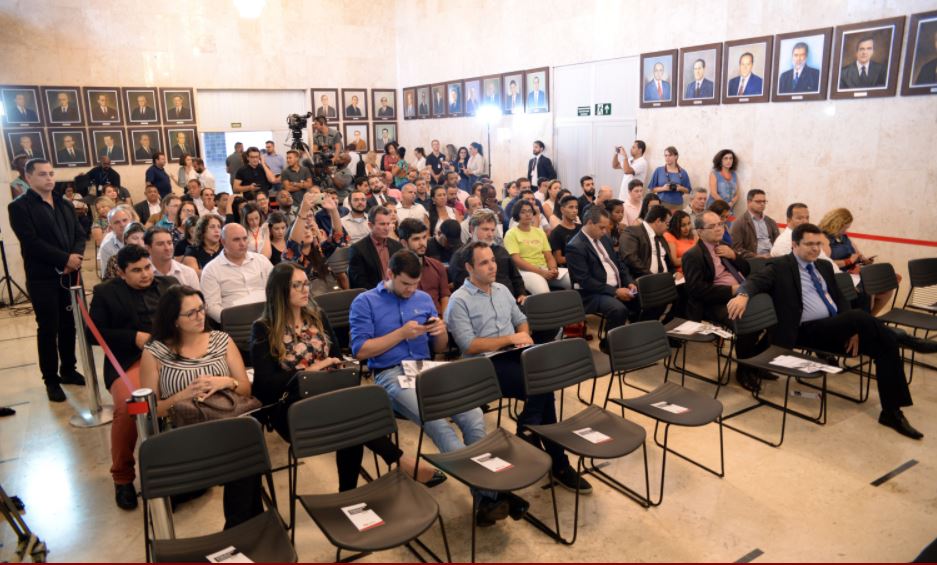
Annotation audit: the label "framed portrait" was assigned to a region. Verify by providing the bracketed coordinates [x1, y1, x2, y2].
[722, 36, 773, 104]
[165, 127, 198, 161]
[639, 50, 678, 108]
[341, 88, 368, 121]
[344, 123, 370, 152]
[373, 122, 397, 152]
[481, 75, 502, 110]
[90, 128, 128, 165]
[678, 43, 722, 106]
[41, 86, 84, 126]
[430, 84, 446, 117]
[372, 89, 397, 120]
[502, 71, 525, 114]
[831, 17, 905, 100]
[1, 86, 43, 127]
[128, 127, 163, 165]
[48, 128, 90, 168]
[901, 10, 937, 96]
[416, 85, 431, 119]
[312, 88, 340, 122]
[445, 81, 463, 117]
[771, 28, 833, 102]
[123, 87, 161, 125]
[4, 129, 47, 162]
[160, 88, 196, 124]
[402, 88, 417, 120]
[84, 87, 123, 125]
[525, 67, 550, 113]
[463, 78, 482, 116]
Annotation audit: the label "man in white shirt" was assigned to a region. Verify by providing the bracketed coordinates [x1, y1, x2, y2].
[144, 226, 200, 287]
[194, 158, 216, 190]
[97, 207, 132, 279]
[771, 203, 835, 266]
[613, 140, 648, 201]
[340, 188, 371, 244]
[198, 186, 218, 216]
[396, 183, 429, 225]
[200, 223, 273, 322]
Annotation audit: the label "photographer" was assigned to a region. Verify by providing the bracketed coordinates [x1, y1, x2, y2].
[311, 116, 342, 155]
[232, 146, 277, 200]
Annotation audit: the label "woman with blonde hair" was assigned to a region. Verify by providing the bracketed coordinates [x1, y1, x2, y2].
[91, 196, 116, 246]
[363, 150, 381, 178]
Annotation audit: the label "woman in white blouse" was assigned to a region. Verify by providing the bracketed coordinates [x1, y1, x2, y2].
[466, 142, 487, 184]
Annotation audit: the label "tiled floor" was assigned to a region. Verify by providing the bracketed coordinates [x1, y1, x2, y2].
[1, 253, 935, 562]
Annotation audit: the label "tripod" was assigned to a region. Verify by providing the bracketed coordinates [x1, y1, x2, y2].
[0, 235, 29, 308]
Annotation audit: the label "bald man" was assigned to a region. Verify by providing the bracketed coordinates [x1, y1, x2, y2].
[199, 223, 273, 322]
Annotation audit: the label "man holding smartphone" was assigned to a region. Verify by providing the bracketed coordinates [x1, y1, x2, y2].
[612, 140, 648, 201]
[232, 146, 277, 200]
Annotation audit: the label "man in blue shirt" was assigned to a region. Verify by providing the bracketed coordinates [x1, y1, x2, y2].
[144, 152, 172, 197]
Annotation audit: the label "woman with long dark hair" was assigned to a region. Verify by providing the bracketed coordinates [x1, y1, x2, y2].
[240, 202, 271, 258]
[266, 211, 288, 265]
[708, 149, 740, 211]
[283, 193, 346, 292]
[454, 146, 471, 192]
[428, 185, 460, 236]
[663, 210, 697, 272]
[647, 145, 691, 211]
[182, 213, 223, 277]
[638, 192, 662, 222]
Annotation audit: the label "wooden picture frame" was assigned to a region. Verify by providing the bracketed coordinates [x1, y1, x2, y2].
[524, 67, 550, 113]
[430, 83, 447, 117]
[445, 81, 463, 117]
[639, 49, 679, 108]
[165, 127, 199, 161]
[831, 16, 905, 100]
[344, 123, 370, 152]
[123, 87, 161, 125]
[771, 27, 833, 103]
[90, 128, 129, 165]
[41, 86, 85, 126]
[901, 10, 937, 96]
[501, 71, 526, 114]
[416, 85, 431, 119]
[312, 88, 340, 123]
[4, 128, 47, 162]
[373, 122, 397, 152]
[160, 87, 196, 124]
[372, 89, 397, 120]
[48, 128, 91, 168]
[84, 87, 123, 125]
[678, 43, 723, 106]
[463, 77, 482, 116]
[402, 87, 417, 120]
[341, 88, 368, 121]
[722, 36, 774, 104]
[1, 85, 43, 127]
[128, 127, 163, 165]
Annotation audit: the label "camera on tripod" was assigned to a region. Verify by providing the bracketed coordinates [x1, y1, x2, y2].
[287, 112, 311, 133]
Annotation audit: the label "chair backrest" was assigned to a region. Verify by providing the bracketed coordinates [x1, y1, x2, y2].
[326, 245, 352, 275]
[417, 356, 502, 422]
[908, 258, 937, 289]
[637, 273, 679, 311]
[859, 262, 898, 295]
[296, 367, 360, 399]
[314, 288, 365, 351]
[288, 385, 396, 459]
[731, 293, 777, 336]
[521, 338, 595, 396]
[523, 289, 585, 331]
[607, 321, 671, 374]
[747, 257, 769, 275]
[220, 301, 265, 352]
[140, 417, 270, 500]
[834, 272, 859, 303]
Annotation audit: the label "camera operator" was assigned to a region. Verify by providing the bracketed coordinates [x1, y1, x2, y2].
[281, 149, 313, 208]
[311, 116, 343, 155]
[233, 146, 277, 200]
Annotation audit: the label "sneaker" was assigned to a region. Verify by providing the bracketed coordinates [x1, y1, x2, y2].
[59, 371, 86, 386]
[0, 407, 15, 417]
[501, 492, 530, 520]
[45, 382, 66, 403]
[475, 497, 509, 527]
[554, 466, 592, 494]
[115, 483, 138, 510]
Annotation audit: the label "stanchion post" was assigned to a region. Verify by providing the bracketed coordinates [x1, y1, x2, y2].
[68, 285, 114, 428]
[129, 388, 175, 541]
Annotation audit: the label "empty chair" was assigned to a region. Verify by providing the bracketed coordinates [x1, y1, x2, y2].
[314, 288, 365, 353]
[139, 417, 296, 563]
[905, 258, 937, 312]
[220, 301, 265, 362]
[326, 245, 352, 275]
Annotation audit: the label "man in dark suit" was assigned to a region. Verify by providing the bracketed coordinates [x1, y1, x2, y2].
[377, 96, 394, 118]
[15, 134, 42, 159]
[166, 95, 192, 120]
[526, 140, 557, 185]
[134, 133, 156, 160]
[130, 95, 157, 121]
[505, 80, 524, 112]
[777, 42, 821, 93]
[89, 245, 177, 510]
[643, 62, 672, 101]
[619, 205, 674, 277]
[839, 36, 887, 89]
[418, 91, 429, 115]
[133, 184, 162, 224]
[526, 75, 546, 110]
[727, 223, 931, 439]
[10, 93, 39, 122]
[915, 30, 937, 85]
[8, 159, 86, 403]
[51, 91, 79, 122]
[90, 93, 119, 121]
[684, 59, 715, 99]
[566, 206, 638, 351]
[97, 133, 124, 161]
[316, 94, 337, 118]
[727, 52, 764, 96]
[171, 131, 191, 158]
[56, 134, 85, 163]
[345, 95, 363, 117]
[348, 205, 403, 290]
[365, 176, 398, 209]
[447, 87, 461, 113]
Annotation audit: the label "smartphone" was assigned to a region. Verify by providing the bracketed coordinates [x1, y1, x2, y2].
[669, 183, 677, 191]
[615, 145, 622, 152]
[423, 316, 438, 326]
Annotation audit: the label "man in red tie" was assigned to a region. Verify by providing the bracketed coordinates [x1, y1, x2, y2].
[644, 62, 672, 101]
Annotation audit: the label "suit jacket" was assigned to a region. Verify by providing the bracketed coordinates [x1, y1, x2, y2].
[418, 102, 429, 115]
[505, 93, 523, 111]
[168, 107, 191, 120]
[52, 105, 79, 122]
[682, 239, 751, 322]
[778, 65, 820, 93]
[566, 231, 634, 299]
[643, 80, 672, 101]
[133, 200, 154, 224]
[619, 224, 674, 278]
[526, 90, 546, 109]
[347, 236, 403, 290]
[730, 211, 780, 259]
[10, 106, 38, 122]
[366, 194, 398, 210]
[131, 106, 156, 121]
[91, 105, 118, 121]
[89, 276, 178, 389]
[684, 78, 715, 99]
[916, 57, 937, 85]
[172, 144, 191, 158]
[345, 105, 362, 117]
[741, 254, 848, 349]
[527, 155, 556, 182]
[448, 243, 526, 297]
[728, 74, 764, 96]
[135, 145, 156, 160]
[839, 61, 886, 89]
[98, 145, 124, 161]
[377, 106, 394, 118]
[8, 189, 86, 281]
[57, 147, 85, 163]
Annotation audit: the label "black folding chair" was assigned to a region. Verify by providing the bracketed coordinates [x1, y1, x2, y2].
[220, 301, 265, 365]
[415, 357, 557, 563]
[604, 321, 724, 506]
[747, 257, 769, 275]
[314, 288, 366, 355]
[522, 339, 649, 544]
[720, 294, 829, 447]
[326, 245, 352, 276]
[287, 385, 450, 563]
[905, 258, 937, 314]
[139, 417, 296, 563]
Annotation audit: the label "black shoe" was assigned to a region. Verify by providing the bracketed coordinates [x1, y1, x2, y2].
[736, 368, 761, 394]
[475, 497, 509, 527]
[115, 483, 138, 510]
[554, 466, 592, 494]
[0, 407, 14, 417]
[45, 382, 66, 402]
[170, 488, 209, 511]
[894, 332, 937, 354]
[59, 371, 86, 386]
[599, 338, 609, 354]
[879, 410, 924, 440]
[501, 492, 530, 520]
[423, 470, 448, 489]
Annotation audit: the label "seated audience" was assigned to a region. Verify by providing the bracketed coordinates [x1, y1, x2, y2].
[425, 219, 462, 265]
[173, 200, 199, 247]
[266, 211, 288, 265]
[149, 194, 180, 229]
[504, 200, 570, 295]
[340, 188, 371, 244]
[366, 175, 397, 209]
[663, 210, 697, 272]
[396, 182, 430, 225]
[548, 195, 581, 266]
[546, 188, 573, 231]
[197, 186, 217, 216]
[145, 226, 200, 288]
[182, 213, 224, 277]
[241, 202, 271, 258]
[174, 215, 199, 260]
[97, 206, 133, 279]
[284, 193, 345, 293]
[638, 192, 662, 222]
[622, 179, 646, 226]
[685, 187, 708, 226]
[771, 203, 835, 266]
[620, 204, 675, 278]
[398, 219, 450, 313]
[102, 222, 145, 280]
[274, 189, 297, 225]
[429, 185, 460, 236]
[133, 183, 162, 225]
[91, 196, 115, 247]
[200, 223, 274, 323]
[604, 198, 626, 253]
[450, 209, 527, 301]
[708, 199, 734, 245]
[730, 189, 779, 259]
[348, 205, 403, 290]
[541, 180, 564, 220]
[576, 175, 596, 221]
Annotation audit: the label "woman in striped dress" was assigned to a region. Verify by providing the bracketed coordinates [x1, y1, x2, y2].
[139, 285, 260, 529]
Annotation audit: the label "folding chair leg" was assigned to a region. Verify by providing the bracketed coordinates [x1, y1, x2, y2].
[648, 420, 724, 506]
[581, 444, 652, 510]
[520, 474, 563, 545]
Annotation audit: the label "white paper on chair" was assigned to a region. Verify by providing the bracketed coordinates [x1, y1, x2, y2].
[207, 546, 254, 563]
[670, 321, 703, 335]
[670, 321, 733, 339]
[399, 360, 448, 388]
[650, 401, 689, 414]
[557, 267, 569, 281]
[341, 502, 385, 531]
[573, 427, 612, 444]
[471, 452, 513, 472]
[769, 355, 842, 374]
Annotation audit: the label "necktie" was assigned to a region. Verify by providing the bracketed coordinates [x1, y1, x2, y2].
[793, 72, 799, 89]
[654, 237, 665, 273]
[657, 81, 663, 97]
[737, 79, 745, 96]
[594, 238, 620, 287]
[722, 258, 744, 283]
[806, 263, 838, 318]
[695, 82, 700, 97]
[69, 150, 74, 158]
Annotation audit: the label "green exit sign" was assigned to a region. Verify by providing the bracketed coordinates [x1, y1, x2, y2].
[577, 106, 591, 116]
[595, 103, 612, 116]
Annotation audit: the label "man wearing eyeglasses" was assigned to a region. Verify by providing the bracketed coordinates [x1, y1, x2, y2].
[89, 244, 179, 510]
[729, 189, 779, 259]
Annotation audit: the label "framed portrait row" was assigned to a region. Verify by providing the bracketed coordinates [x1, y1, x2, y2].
[402, 67, 550, 120]
[4, 126, 199, 168]
[1, 86, 197, 127]
[640, 10, 936, 108]
[339, 122, 398, 153]
[311, 88, 399, 124]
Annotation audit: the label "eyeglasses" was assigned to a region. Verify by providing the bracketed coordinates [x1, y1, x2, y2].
[752, 199, 767, 204]
[291, 281, 311, 290]
[701, 222, 726, 230]
[180, 305, 206, 319]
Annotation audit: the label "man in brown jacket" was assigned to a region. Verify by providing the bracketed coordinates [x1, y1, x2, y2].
[730, 189, 779, 259]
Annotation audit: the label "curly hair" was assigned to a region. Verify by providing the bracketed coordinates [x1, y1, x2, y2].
[194, 213, 224, 246]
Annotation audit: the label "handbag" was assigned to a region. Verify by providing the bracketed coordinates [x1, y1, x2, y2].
[170, 389, 262, 428]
